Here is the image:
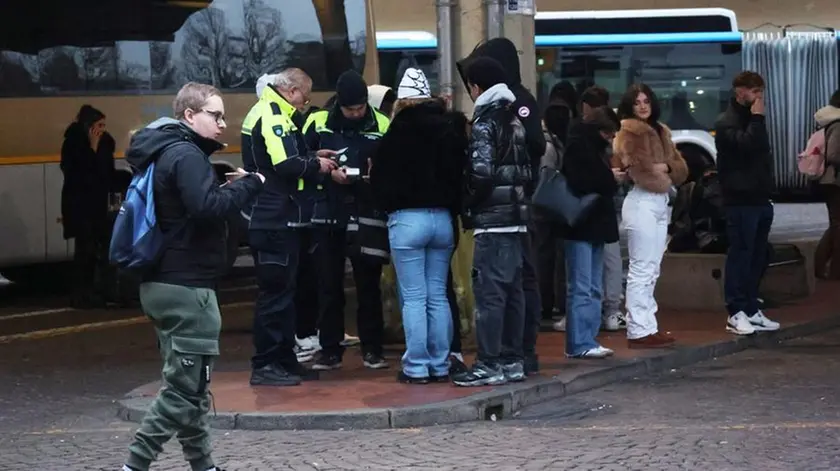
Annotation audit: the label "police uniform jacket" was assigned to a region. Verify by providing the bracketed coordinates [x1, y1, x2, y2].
[246, 84, 326, 230]
[303, 104, 391, 260]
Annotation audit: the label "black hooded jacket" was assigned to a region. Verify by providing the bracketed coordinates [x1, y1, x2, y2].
[457, 37, 546, 173]
[125, 118, 263, 288]
[60, 122, 116, 239]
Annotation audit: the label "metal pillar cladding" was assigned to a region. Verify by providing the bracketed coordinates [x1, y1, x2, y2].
[503, 0, 537, 93]
[454, 0, 485, 114]
[742, 31, 839, 190]
[436, 0, 456, 107]
[485, 0, 505, 39]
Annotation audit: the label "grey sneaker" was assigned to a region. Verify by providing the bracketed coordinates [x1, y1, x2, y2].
[452, 361, 507, 387]
[502, 361, 526, 382]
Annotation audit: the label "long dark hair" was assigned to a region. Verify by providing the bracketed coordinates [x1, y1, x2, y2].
[76, 104, 105, 131]
[617, 83, 662, 133]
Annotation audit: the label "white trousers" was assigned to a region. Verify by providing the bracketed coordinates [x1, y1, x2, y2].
[622, 187, 670, 340]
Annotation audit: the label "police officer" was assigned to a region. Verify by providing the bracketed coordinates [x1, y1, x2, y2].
[248, 68, 339, 387]
[303, 70, 391, 371]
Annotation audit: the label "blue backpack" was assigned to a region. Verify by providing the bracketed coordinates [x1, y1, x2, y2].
[109, 161, 167, 272]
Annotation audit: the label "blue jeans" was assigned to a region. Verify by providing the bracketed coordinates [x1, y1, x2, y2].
[724, 203, 774, 317]
[388, 209, 454, 378]
[564, 240, 605, 356]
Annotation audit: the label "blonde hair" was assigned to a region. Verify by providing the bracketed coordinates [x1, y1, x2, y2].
[173, 82, 222, 119]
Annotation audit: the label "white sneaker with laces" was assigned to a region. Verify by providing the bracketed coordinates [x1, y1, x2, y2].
[568, 345, 614, 359]
[602, 312, 626, 331]
[748, 310, 780, 331]
[552, 317, 566, 332]
[726, 311, 756, 335]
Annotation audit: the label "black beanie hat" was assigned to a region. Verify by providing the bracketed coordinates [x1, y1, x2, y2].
[336, 70, 368, 107]
[464, 57, 508, 92]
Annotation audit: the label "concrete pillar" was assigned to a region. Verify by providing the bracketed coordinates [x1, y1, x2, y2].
[503, 0, 537, 94]
[453, 0, 485, 114]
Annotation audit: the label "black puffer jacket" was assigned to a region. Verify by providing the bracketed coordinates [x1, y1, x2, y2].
[714, 98, 774, 206]
[462, 85, 532, 230]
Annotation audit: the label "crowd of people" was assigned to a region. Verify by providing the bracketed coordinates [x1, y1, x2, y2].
[34, 36, 796, 470]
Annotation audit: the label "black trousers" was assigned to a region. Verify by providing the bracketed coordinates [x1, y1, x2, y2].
[447, 268, 462, 354]
[723, 204, 774, 317]
[319, 228, 385, 357]
[474, 233, 526, 366]
[295, 229, 329, 339]
[72, 229, 108, 302]
[251, 229, 326, 371]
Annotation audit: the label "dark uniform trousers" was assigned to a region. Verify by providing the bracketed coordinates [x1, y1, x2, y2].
[319, 226, 385, 357]
[127, 282, 221, 471]
[250, 228, 329, 371]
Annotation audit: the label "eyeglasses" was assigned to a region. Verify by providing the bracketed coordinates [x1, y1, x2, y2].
[200, 109, 226, 125]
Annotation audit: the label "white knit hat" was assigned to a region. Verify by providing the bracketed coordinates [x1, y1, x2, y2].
[397, 68, 431, 99]
[256, 73, 277, 98]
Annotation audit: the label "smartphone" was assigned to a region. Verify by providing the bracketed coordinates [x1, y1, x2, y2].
[225, 172, 244, 183]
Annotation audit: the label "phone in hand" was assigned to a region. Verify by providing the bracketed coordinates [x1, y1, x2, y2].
[225, 171, 245, 183]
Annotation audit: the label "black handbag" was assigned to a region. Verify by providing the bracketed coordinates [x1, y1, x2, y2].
[531, 166, 600, 227]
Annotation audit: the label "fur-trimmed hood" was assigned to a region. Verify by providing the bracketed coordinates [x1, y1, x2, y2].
[613, 118, 688, 193]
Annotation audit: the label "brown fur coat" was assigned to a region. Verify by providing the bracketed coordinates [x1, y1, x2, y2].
[611, 118, 688, 193]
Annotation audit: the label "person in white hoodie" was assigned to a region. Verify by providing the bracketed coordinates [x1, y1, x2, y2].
[814, 90, 840, 279]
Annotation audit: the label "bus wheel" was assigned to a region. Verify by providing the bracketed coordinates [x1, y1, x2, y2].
[678, 145, 714, 183]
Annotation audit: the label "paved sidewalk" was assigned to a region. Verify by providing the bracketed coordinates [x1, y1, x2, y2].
[117, 282, 840, 431]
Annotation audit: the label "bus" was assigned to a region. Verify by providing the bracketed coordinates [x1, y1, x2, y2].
[376, 7, 840, 198]
[0, 0, 377, 272]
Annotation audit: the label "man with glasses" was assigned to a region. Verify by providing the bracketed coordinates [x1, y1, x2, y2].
[247, 68, 339, 387]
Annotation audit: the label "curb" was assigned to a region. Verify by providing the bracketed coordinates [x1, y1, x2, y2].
[117, 314, 840, 431]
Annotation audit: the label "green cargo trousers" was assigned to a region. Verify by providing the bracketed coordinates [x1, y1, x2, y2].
[126, 282, 221, 471]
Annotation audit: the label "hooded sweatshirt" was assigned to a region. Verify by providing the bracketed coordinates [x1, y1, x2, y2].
[125, 118, 263, 288]
[457, 37, 546, 173]
[816, 105, 840, 186]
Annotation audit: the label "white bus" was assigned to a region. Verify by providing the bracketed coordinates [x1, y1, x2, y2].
[0, 0, 378, 272]
[376, 7, 840, 198]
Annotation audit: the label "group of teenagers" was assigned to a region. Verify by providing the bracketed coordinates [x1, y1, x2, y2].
[118, 32, 785, 468]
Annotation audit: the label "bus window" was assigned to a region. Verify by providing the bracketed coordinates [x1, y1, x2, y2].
[0, 0, 368, 97]
[537, 41, 741, 130]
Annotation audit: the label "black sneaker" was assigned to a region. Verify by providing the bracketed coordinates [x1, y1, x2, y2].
[449, 354, 468, 376]
[249, 364, 301, 386]
[452, 361, 507, 387]
[502, 361, 526, 382]
[524, 354, 540, 376]
[312, 352, 342, 371]
[362, 352, 389, 369]
[397, 371, 429, 384]
[285, 362, 320, 381]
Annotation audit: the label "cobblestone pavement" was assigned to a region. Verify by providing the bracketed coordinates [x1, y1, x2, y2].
[1, 316, 840, 470]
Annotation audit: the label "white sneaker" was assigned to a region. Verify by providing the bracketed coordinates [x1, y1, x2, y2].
[569, 345, 614, 359]
[340, 333, 360, 347]
[748, 310, 780, 331]
[552, 317, 566, 332]
[726, 312, 756, 335]
[602, 312, 626, 331]
[295, 345, 316, 363]
[295, 335, 320, 362]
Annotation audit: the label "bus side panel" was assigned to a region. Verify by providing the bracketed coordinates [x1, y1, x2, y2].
[44, 163, 71, 262]
[0, 163, 47, 266]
